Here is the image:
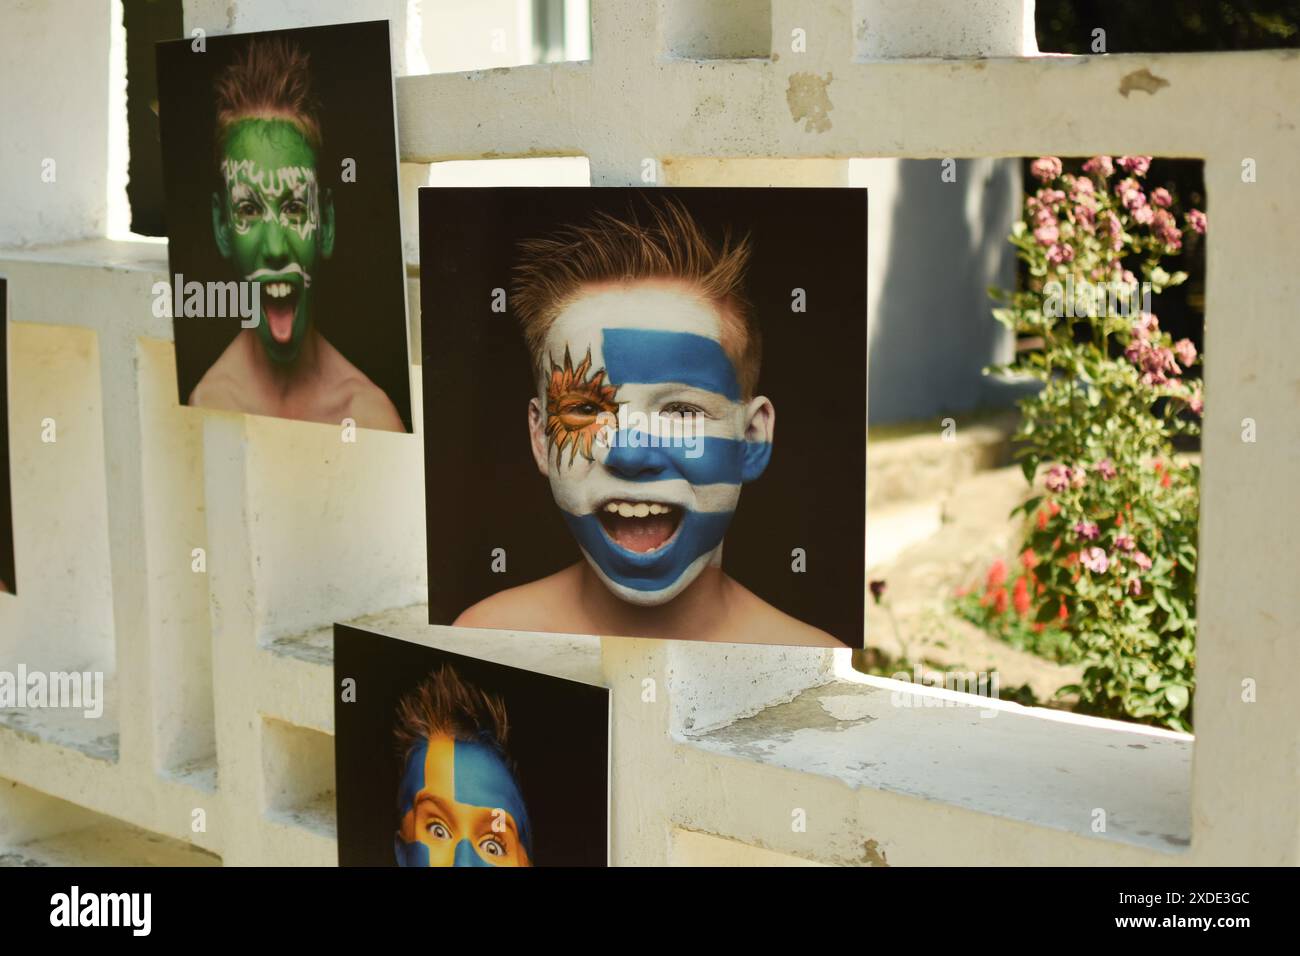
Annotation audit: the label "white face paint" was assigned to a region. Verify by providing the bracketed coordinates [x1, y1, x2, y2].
[221, 158, 320, 242]
[536, 283, 760, 607]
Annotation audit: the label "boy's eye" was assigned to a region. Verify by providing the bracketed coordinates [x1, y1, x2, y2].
[283, 199, 308, 219]
[425, 821, 452, 840]
[479, 837, 506, 856]
[235, 200, 261, 217]
[662, 402, 704, 417]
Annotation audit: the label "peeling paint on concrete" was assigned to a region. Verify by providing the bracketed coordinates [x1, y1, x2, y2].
[1119, 68, 1170, 97]
[819, 694, 878, 723]
[786, 71, 833, 132]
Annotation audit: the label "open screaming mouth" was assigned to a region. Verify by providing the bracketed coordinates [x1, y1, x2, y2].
[262, 280, 300, 345]
[597, 500, 683, 554]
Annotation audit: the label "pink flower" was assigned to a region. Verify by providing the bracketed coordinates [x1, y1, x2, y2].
[1117, 156, 1152, 177]
[1127, 577, 1143, 597]
[1152, 208, 1181, 251]
[1103, 211, 1123, 251]
[1096, 459, 1118, 480]
[1030, 157, 1064, 182]
[1070, 176, 1095, 200]
[1132, 551, 1153, 571]
[1047, 243, 1075, 265]
[1174, 338, 1197, 368]
[1132, 204, 1155, 225]
[1151, 187, 1172, 207]
[1114, 533, 1136, 552]
[1081, 547, 1110, 574]
[1133, 312, 1160, 340]
[1074, 203, 1097, 232]
[1188, 385, 1204, 416]
[1186, 209, 1207, 234]
[1038, 188, 1067, 208]
[1034, 222, 1060, 246]
[1074, 521, 1100, 541]
[1070, 467, 1087, 490]
[1083, 155, 1114, 178]
[1045, 465, 1072, 494]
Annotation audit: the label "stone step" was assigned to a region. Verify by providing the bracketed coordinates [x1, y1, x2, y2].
[867, 408, 1019, 511]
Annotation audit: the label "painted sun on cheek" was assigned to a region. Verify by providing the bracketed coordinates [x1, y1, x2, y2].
[545, 346, 620, 467]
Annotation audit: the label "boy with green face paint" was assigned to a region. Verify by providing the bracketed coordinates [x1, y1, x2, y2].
[189, 36, 405, 432]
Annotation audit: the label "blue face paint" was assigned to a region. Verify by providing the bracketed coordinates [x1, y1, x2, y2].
[602, 328, 742, 401]
[565, 509, 735, 592]
[396, 737, 430, 816]
[394, 834, 430, 867]
[453, 838, 495, 867]
[452, 738, 532, 856]
[605, 432, 770, 485]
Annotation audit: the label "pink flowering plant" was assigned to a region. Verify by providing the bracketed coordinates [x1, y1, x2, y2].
[974, 156, 1206, 731]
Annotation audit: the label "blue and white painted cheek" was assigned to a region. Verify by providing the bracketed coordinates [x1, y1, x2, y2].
[540, 285, 772, 606]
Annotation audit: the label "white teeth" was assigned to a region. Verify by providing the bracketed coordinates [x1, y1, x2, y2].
[263, 282, 294, 299]
[604, 501, 675, 518]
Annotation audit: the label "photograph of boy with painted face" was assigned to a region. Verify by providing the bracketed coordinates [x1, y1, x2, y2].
[334, 624, 609, 868]
[0, 278, 13, 596]
[157, 22, 410, 431]
[422, 188, 867, 648]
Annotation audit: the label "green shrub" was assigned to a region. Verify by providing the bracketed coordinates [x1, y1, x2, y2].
[982, 155, 1206, 732]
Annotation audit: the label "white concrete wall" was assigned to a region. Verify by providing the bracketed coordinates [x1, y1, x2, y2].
[1, 0, 1298, 867]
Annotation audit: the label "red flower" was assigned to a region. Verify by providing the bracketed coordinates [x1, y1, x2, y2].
[1049, 500, 1061, 517]
[1013, 576, 1031, 616]
[1161, 472, 1172, 488]
[986, 560, 1008, 590]
[992, 587, 1009, 615]
[1020, 548, 1039, 570]
[1058, 600, 1069, 622]
[1036, 508, 1048, 531]
[1032, 622, 1046, 634]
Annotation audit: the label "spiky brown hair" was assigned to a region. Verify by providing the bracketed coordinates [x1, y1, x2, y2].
[392, 664, 513, 767]
[213, 35, 322, 164]
[512, 198, 761, 397]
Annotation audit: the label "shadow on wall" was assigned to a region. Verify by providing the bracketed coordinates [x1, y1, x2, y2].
[867, 158, 1032, 426]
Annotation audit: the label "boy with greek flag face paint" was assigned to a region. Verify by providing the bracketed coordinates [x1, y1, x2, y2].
[457, 200, 840, 647]
[392, 666, 532, 867]
[188, 36, 404, 431]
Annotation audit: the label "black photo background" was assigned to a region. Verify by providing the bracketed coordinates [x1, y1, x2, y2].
[156, 21, 411, 430]
[0, 278, 13, 595]
[420, 187, 868, 647]
[333, 624, 609, 867]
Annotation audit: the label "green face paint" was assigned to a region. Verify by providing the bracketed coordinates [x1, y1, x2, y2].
[214, 119, 331, 364]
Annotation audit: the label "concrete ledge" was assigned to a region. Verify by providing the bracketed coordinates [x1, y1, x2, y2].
[687, 664, 1193, 854]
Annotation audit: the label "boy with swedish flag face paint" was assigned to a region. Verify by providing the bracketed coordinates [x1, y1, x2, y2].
[392, 666, 533, 868]
[189, 36, 405, 431]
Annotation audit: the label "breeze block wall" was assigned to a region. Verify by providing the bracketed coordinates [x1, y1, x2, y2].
[1, 0, 1298, 866]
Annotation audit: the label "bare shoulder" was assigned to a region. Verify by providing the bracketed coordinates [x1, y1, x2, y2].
[726, 579, 846, 648]
[453, 566, 583, 632]
[188, 338, 251, 411]
[319, 338, 405, 432]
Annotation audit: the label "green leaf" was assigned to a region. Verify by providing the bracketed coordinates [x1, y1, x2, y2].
[1164, 684, 1190, 712]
